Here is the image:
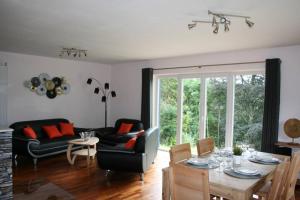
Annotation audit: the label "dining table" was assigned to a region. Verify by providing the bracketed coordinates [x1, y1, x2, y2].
[163, 151, 289, 200]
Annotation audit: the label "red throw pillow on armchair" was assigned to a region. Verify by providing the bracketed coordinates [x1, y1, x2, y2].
[124, 136, 138, 150]
[23, 126, 37, 139]
[124, 130, 145, 150]
[43, 125, 63, 139]
[117, 123, 133, 134]
[59, 122, 75, 136]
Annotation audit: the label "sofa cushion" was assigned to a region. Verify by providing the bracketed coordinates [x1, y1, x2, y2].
[117, 123, 133, 134]
[115, 119, 143, 132]
[59, 122, 75, 136]
[42, 125, 63, 139]
[101, 131, 142, 144]
[30, 135, 80, 155]
[23, 126, 37, 139]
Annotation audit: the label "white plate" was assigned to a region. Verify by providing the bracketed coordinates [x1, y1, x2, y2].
[255, 156, 279, 163]
[187, 158, 208, 166]
[234, 168, 259, 175]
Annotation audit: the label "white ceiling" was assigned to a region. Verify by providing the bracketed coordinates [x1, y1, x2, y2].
[0, 0, 300, 64]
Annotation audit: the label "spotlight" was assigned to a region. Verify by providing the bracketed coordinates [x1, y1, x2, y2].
[94, 87, 100, 94]
[73, 53, 77, 57]
[212, 16, 217, 27]
[67, 51, 70, 56]
[111, 91, 116, 97]
[213, 24, 219, 34]
[245, 18, 254, 27]
[188, 23, 196, 30]
[87, 78, 92, 84]
[84, 52, 87, 57]
[224, 23, 230, 32]
[101, 96, 106, 102]
[104, 83, 109, 90]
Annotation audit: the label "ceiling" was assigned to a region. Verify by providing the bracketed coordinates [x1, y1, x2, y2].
[0, 0, 300, 64]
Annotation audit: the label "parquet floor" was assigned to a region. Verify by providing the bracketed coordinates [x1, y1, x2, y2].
[13, 151, 300, 200]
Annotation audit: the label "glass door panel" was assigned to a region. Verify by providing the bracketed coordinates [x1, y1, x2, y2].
[233, 74, 265, 150]
[206, 77, 227, 148]
[159, 77, 178, 150]
[182, 78, 200, 154]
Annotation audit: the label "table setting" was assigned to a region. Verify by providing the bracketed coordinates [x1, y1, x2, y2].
[185, 145, 281, 180]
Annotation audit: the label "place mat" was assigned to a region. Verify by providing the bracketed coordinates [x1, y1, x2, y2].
[248, 157, 280, 165]
[223, 168, 262, 179]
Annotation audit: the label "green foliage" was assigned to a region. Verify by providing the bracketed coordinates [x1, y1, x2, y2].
[159, 74, 265, 150]
[233, 146, 243, 156]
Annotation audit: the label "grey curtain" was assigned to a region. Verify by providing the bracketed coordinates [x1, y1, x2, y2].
[261, 58, 281, 153]
[141, 68, 153, 130]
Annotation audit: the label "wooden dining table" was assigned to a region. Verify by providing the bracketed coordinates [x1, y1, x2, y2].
[163, 152, 289, 200]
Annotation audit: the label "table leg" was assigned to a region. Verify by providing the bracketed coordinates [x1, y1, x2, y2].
[87, 145, 90, 166]
[67, 144, 75, 165]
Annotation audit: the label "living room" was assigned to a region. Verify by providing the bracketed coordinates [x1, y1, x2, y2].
[1, 0, 300, 200]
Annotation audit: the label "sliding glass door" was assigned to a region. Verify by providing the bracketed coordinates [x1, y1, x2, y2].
[155, 69, 265, 151]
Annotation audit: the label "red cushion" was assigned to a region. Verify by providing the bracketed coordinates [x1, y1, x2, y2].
[43, 125, 63, 139]
[124, 136, 138, 149]
[23, 126, 37, 139]
[124, 130, 145, 150]
[117, 123, 133, 134]
[59, 122, 75, 136]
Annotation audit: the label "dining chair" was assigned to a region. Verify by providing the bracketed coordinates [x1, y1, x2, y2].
[255, 158, 290, 200]
[282, 152, 300, 200]
[169, 163, 210, 200]
[197, 138, 214, 156]
[169, 143, 192, 165]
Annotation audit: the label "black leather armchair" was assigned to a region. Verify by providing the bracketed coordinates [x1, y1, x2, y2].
[97, 127, 160, 180]
[10, 118, 90, 166]
[96, 118, 144, 145]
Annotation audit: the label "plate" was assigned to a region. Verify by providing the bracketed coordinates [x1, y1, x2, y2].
[255, 156, 279, 163]
[233, 168, 259, 176]
[187, 158, 208, 166]
[224, 168, 262, 179]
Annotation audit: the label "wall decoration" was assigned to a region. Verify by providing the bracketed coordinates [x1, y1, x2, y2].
[24, 73, 71, 99]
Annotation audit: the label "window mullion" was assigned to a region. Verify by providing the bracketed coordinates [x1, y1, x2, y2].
[176, 78, 183, 144]
[225, 74, 235, 148]
[199, 76, 207, 139]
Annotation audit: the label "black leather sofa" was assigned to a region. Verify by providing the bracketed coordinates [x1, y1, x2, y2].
[10, 118, 89, 166]
[96, 119, 160, 180]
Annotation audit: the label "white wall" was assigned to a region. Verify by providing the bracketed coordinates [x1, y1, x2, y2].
[110, 45, 300, 142]
[0, 51, 111, 128]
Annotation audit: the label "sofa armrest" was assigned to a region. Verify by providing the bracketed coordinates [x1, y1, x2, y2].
[13, 135, 40, 156]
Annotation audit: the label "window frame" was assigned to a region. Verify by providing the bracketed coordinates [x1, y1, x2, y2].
[153, 65, 265, 148]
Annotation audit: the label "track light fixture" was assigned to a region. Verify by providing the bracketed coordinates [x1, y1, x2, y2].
[59, 48, 87, 58]
[188, 10, 254, 34]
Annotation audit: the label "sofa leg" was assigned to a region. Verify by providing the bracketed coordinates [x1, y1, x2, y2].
[139, 173, 144, 181]
[33, 158, 37, 167]
[105, 170, 110, 177]
[12, 154, 18, 167]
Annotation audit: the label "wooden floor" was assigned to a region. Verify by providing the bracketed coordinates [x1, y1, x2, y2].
[13, 151, 300, 200]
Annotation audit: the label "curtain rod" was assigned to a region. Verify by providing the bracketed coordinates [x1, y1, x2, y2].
[153, 61, 265, 71]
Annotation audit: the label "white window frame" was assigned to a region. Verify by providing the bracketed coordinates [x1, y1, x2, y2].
[153, 64, 265, 148]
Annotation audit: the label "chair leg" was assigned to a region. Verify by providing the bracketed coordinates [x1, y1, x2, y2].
[12, 154, 18, 167]
[33, 158, 37, 167]
[140, 173, 144, 181]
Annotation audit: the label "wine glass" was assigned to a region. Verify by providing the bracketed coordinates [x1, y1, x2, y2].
[248, 148, 255, 158]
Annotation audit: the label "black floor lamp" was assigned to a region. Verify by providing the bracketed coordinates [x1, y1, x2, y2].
[87, 78, 116, 128]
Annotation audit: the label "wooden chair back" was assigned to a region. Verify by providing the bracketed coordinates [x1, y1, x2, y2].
[282, 152, 300, 200]
[169, 143, 191, 165]
[197, 138, 214, 156]
[169, 163, 210, 200]
[267, 159, 290, 200]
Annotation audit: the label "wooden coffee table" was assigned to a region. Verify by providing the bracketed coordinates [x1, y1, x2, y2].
[67, 137, 99, 166]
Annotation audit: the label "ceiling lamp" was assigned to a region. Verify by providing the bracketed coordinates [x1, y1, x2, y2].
[59, 48, 87, 58]
[188, 10, 254, 34]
